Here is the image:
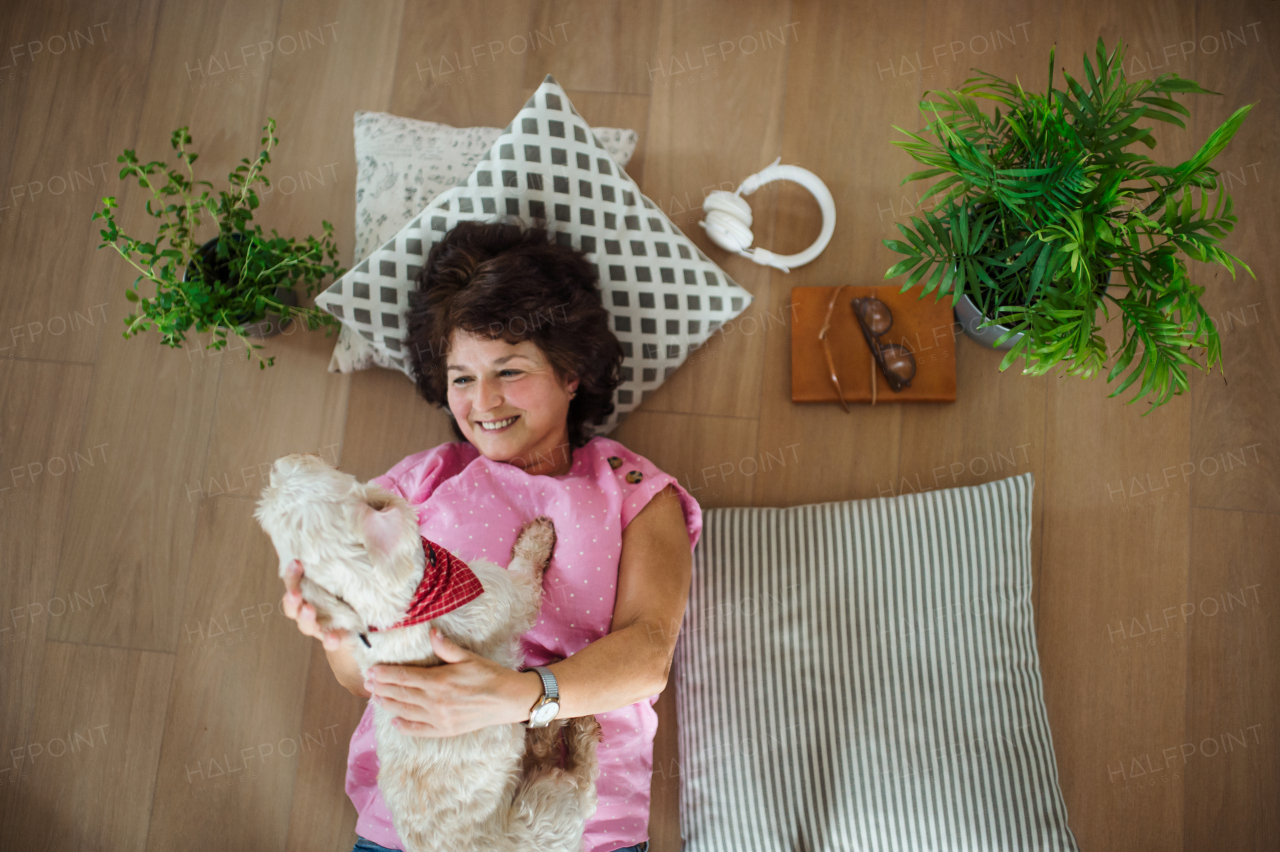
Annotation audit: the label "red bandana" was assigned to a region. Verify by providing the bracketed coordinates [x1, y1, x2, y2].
[367, 537, 485, 632]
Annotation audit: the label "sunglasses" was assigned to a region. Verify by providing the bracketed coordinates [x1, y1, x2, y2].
[818, 287, 917, 410]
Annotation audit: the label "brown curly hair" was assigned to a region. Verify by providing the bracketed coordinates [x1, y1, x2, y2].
[404, 220, 624, 450]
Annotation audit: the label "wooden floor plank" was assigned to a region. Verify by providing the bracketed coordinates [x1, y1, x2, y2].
[1184, 508, 1279, 851]
[1185, 98, 1278, 514]
[637, 0, 793, 431]
[0, 361, 93, 832]
[46, 0, 283, 652]
[524, 0, 664, 95]
[1186, 0, 1279, 516]
[1039, 7, 1201, 851]
[284, 641, 367, 852]
[1185, 1, 1277, 99]
[1039, 373, 1194, 852]
[0, 0, 54, 218]
[4, 641, 173, 852]
[145, 496, 313, 852]
[0, 0, 159, 365]
[43, 294, 224, 652]
[388, 0, 535, 127]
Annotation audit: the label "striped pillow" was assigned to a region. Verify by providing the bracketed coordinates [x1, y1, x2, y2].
[673, 473, 1078, 852]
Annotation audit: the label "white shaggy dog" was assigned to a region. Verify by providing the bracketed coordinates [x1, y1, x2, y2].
[254, 452, 601, 852]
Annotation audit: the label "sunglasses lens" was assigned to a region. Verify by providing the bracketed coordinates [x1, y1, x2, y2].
[879, 344, 916, 384]
[855, 298, 893, 336]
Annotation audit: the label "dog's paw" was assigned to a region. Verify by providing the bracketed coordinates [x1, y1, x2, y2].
[564, 715, 604, 784]
[511, 515, 557, 575]
[521, 719, 565, 769]
[572, 714, 603, 745]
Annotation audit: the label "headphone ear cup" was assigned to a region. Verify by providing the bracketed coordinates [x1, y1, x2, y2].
[703, 209, 754, 252]
[701, 191, 753, 228]
[701, 191, 755, 252]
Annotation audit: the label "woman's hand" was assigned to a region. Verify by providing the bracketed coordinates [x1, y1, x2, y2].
[365, 626, 544, 738]
[280, 559, 348, 651]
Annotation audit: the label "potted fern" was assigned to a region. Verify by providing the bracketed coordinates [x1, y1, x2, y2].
[883, 38, 1254, 411]
[92, 118, 345, 369]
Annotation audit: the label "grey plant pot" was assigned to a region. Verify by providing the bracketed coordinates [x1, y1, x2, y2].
[953, 293, 1022, 351]
[184, 235, 298, 339]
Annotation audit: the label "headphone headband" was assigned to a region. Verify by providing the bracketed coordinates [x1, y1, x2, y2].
[698, 157, 836, 273]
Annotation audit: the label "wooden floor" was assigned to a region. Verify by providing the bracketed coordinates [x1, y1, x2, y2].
[1, 1, 1276, 850]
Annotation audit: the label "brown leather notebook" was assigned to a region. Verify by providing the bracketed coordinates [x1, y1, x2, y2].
[790, 285, 957, 404]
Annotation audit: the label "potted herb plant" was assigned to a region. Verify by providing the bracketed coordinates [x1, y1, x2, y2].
[882, 38, 1254, 411]
[92, 118, 346, 369]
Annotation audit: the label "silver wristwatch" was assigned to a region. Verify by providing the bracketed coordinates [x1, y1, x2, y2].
[522, 665, 560, 728]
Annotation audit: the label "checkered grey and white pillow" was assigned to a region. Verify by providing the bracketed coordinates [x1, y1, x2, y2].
[328, 111, 638, 373]
[316, 74, 754, 436]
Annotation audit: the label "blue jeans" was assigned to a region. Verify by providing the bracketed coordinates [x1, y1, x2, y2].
[353, 837, 649, 852]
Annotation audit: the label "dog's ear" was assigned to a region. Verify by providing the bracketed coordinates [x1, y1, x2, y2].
[357, 492, 411, 563]
[351, 483, 421, 593]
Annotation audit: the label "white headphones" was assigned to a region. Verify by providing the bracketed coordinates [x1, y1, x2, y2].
[698, 156, 836, 273]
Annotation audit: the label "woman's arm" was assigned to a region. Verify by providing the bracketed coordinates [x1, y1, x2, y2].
[327, 642, 373, 698]
[510, 483, 694, 719]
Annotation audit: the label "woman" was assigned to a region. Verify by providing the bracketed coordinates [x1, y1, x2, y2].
[281, 220, 702, 852]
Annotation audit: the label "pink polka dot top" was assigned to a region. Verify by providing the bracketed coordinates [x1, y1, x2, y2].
[344, 435, 703, 852]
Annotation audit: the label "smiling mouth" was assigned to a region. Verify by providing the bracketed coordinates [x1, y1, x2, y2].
[477, 415, 519, 431]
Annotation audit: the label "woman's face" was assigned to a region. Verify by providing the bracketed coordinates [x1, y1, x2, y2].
[445, 329, 579, 476]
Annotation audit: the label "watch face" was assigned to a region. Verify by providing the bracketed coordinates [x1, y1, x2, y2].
[532, 701, 559, 725]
